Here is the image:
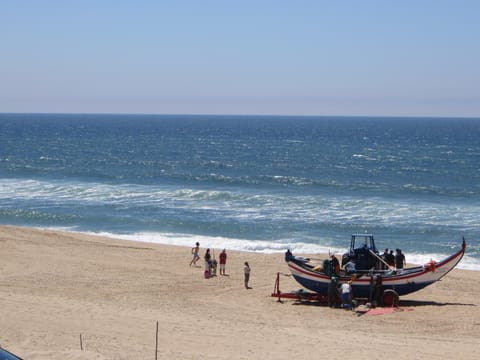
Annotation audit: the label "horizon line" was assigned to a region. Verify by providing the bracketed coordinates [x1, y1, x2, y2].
[2, 111, 480, 120]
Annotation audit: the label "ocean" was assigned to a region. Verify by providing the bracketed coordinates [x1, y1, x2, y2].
[1, 113, 479, 270]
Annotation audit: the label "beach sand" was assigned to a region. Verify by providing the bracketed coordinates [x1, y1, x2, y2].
[1, 226, 478, 359]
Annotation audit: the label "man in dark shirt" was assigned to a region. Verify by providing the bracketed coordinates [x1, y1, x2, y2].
[395, 248, 406, 269]
[386, 250, 395, 267]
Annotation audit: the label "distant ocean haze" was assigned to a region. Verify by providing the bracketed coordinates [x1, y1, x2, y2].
[0, 113, 479, 269]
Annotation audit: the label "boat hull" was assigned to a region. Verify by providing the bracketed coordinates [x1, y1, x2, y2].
[287, 239, 466, 298]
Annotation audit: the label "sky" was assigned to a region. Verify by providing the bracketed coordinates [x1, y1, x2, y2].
[1, 0, 479, 117]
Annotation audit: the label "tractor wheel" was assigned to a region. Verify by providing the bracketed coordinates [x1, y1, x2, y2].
[382, 289, 399, 307]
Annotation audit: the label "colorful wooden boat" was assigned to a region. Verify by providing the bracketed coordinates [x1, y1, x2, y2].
[285, 234, 466, 305]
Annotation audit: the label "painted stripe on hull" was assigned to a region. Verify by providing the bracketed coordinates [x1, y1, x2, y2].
[291, 273, 433, 298]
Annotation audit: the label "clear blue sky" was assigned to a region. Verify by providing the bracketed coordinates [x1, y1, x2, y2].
[1, 0, 479, 117]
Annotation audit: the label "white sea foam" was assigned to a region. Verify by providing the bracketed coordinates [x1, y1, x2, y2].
[3, 177, 480, 271]
[1, 179, 478, 232]
[71, 229, 479, 271]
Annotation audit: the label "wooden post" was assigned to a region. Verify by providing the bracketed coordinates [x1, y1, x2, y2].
[80, 333, 83, 350]
[155, 321, 159, 360]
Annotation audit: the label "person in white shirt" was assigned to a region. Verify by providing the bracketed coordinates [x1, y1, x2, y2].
[340, 281, 353, 310]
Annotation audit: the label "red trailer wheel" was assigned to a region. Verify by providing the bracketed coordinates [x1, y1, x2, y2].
[382, 289, 399, 307]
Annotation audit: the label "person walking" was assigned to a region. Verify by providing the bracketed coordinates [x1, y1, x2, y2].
[189, 242, 200, 266]
[244, 262, 251, 289]
[219, 249, 227, 275]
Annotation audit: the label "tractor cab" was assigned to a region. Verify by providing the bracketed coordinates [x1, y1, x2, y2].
[342, 234, 380, 271]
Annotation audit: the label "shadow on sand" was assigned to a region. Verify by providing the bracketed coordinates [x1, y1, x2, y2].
[279, 299, 477, 308]
[399, 299, 477, 307]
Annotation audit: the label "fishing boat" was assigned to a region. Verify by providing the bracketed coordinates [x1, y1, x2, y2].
[285, 234, 466, 305]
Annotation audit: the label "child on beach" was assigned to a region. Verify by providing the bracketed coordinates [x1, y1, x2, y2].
[244, 262, 251, 289]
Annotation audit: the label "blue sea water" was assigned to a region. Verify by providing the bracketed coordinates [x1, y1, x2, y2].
[1, 113, 479, 270]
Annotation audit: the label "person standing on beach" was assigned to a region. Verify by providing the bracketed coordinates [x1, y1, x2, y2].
[244, 262, 251, 289]
[328, 277, 339, 308]
[386, 250, 395, 267]
[381, 248, 389, 270]
[204, 248, 212, 277]
[190, 242, 200, 266]
[219, 249, 227, 275]
[340, 280, 353, 310]
[395, 248, 406, 269]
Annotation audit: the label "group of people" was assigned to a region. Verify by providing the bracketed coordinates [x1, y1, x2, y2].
[382, 248, 406, 269]
[327, 276, 353, 310]
[190, 242, 251, 289]
[339, 247, 407, 275]
[326, 247, 407, 310]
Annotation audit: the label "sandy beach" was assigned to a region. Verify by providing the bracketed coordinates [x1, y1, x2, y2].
[0, 225, 478, 359]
